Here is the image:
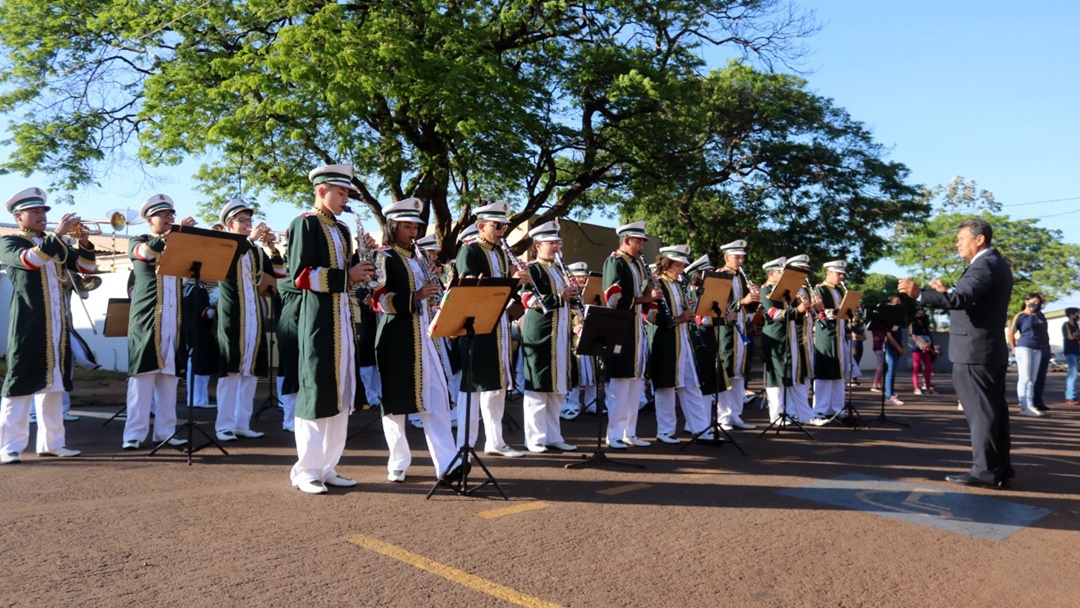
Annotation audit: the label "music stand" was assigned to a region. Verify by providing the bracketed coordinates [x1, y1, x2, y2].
[101, 298, 131, 427]
[426, 277, 518, 500]
[254, 283, 282, 420]
[681, 274, 746, 455]
[867, 303, 909, 427]
[829, 290, 869, 430]
[758, 269, 814, 440]
[581, 272, 605, 306]
[566, 305, 644, 470]
[148, 225, 246, 464]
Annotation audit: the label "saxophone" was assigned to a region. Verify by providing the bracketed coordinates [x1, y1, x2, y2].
[342, 205, 381, 289]
[411, 238, 444, 310]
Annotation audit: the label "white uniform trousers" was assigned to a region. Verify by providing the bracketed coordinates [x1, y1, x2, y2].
[124, 372, 179, 443]
[523, 391, 567, 448]
[566, 384, 598, 412]
[791, 382, 814, 421]
[655, 386, 711, 436]
[382, 407, 457, 478]
[0, 392, 66, 454]
[215, 373, 257, 433]
[718, 377, 748, 425]
[607, 378, 643, 443]
[766, 386, 796, 423]
[290, 411, 349, 485]
[279, 384, 297, 432]
[456, 388, 509, 452]
[812, 378, 845, 417]
[186, 356, 212, 406]
[359, 365, 382, 405]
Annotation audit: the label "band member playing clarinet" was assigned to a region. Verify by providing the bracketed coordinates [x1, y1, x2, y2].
[809, 260, 852, 425]
[717, 239, 759, 430]
[603, 221, 661, 449]
[647, 245, 712, 444]
[287, 163, 375, 495]
[0, 188, 95, 463]
[453, 202, 528, 458]
[214, 199, 287, 442]
[122, 194, 196, 451]
[519, 220, 578, 453]
[373, 199, 459, 483]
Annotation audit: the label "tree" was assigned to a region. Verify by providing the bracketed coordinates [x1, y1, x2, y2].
[893, 182, 1080, 313]
[0, 0, 817, 255]
[619, 62, 926, 280]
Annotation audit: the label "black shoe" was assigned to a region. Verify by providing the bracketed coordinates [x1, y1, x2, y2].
[945, 473, 1006, 489]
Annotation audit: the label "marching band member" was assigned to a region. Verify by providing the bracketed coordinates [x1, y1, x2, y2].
[184, 279, 217, 408]
[276, 256, 300, 433]
[288, 163, 375, 494]
[519, 220, 578, 453]
[761, 256, 807, 424]
[122, 195, 196, 450]
[602, 221, 660, 449]
[683, 254, 730, 432]
[562, 262, 595, 419]
[785, 254, 819, 422]
[453, 202, 527, 458]
[0, 188, 95, 463]
[415, 233, 458, 426]
[717, 240, 759, 430]
[214, 200, 287, 442]
[809, 260, 852, 425]
[647, 245, 712, 443]
[374, 199, 459, 482]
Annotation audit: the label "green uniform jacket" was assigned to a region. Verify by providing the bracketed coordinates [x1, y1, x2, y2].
[288, 211, 355, 420]
[760, 283, 811, 387]
[276, 278, 301, 394]
[717, 269, 752, 378]
[0, 232, 94, 397]
[454, 238, 511, 392]
[127, 234, 186, 376]
[217, 240, 285, 376]
[602, 251, 647, 378]
[813, 283, 845, 380]
[520, 260, 572, 394]
[374, 245, 432, 414]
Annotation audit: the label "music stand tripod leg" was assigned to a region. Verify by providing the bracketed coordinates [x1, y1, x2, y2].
[565, 348, 644, 470]
[874, 351, 910, 427]
[680, 348, 746, 455]
[828, 320, 868, 430]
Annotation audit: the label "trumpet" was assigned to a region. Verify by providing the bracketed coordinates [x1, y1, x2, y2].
[51, 210, 128, 239]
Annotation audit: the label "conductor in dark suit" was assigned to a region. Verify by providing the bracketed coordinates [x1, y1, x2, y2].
[899, 217, 1014, 488]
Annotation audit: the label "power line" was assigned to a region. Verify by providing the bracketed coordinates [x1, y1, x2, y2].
[1003, 196, 1080, 207]
[1034, 208, 1080, 220]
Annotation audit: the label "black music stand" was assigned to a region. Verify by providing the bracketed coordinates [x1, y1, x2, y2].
[566, 305, 644, 470]
[148, 225, 245, 464]
[426, 277, 518, 500]
[758, 269, 814, 440]
[681, 274, 746, 455]
[867, 303, 909, 427]
[101, 298, 131, 427]
[254, 281, 281, 421]
[829, 290, 869, 430]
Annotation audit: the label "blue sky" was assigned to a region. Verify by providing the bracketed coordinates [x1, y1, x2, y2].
[1, 1, 1077, 301]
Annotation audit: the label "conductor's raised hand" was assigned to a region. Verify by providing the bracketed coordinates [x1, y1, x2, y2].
[929, 278, 947, 293]
[897, 278, 919, 299]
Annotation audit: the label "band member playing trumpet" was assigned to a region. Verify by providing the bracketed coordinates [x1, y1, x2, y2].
[519, 220, 578, 453]
[214, 199, 287, 442]
[809, 260, 852, 425]
[647, 245, 712, 444]
[288, 163, 376, 495]
[717, 239, 759, 431]
[122, 194, 197, 450]
[453, 202, 528, 458]
[602, 221, 661, 449]
[0, 188, 95, 463]
[373, 199, 459, 482]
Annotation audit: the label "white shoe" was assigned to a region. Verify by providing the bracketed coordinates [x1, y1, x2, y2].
[720, 423, 735, 431]
[216, 431, 238, 442]
[122, 440, 140, 450]
[884, 396, 904, 406]
[296, 480, 328, 494]
[484, 445, 525, 458]
[1, 451, 22, 464]
[546, 441, 577, 451]
[957, 402, 964, 411]
[1018, 408, 1043, 417]
[560, 407, 581, 421]
[164, 438, 188, 447]
[325, 475, 358, 487]
[63, 413, 80, 421]
[233, 428, 265, 438]
[527, 444, 548, 453]
[38, 447, 81, 457]
[655, 433, 680, 445]
[624, 436, 651, 447]
[409, 418, 424, 429]
[730, 420, 757, 430]
[807, 416, 830, 427]
[387, 470, 406, 483]
[606, 438, 628, 449]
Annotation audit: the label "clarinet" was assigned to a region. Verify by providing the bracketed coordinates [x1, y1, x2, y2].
[677, 275, 706, 351]
[553, 252, 584, 310]
[729, 268, 754, 345]
[642, 260, 675, 328]
[342, 205, 381, 289]
[411, 238, 444, 310]
[499, 238, 550, 315]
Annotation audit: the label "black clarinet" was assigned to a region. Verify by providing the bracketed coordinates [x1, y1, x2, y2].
[642, 259, 675, 328]
[678, 275, 706, 351]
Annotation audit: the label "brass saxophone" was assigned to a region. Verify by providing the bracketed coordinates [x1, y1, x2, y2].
[342, 205, 381, 289]
[411, 238, 444, 310]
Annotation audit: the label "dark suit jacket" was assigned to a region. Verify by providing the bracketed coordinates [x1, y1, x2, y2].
[919, 248, 1013, 367]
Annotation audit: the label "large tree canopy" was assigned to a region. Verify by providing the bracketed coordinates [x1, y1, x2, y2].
[0, 0, 818, 250]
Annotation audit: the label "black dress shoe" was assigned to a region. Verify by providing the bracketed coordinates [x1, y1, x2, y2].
[945, 473, 1006, 488]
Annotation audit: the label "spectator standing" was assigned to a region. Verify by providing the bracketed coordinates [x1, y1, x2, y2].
[1063, 307, 1080, 406]
[1007, 293, 1049, 417]
[909, 309, 936, 395]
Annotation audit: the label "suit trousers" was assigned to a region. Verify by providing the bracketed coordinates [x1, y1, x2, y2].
[382, 408, 456, 478]
[0, 391, 66, 454]
[124, 372, 179, 443]
[216, 373, 257, 433]
[523, 391, 567, 448]
[291, 411, 348, 486]
[654, 386, 710, 436]
[607, 378, 643, 443]
[954, 362, 1012, 483]
[812, 378, 845, 417]
[718, 377, 747, 424]
[456, 388, 509, 452]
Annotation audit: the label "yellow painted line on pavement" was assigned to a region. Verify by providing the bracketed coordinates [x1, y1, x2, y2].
[345, 534, 564, 608]
[765, 455, 798, 463]
[597, 482, 652, 495]
[476, 501, 551, 519]
[814, 448, 845, 455]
